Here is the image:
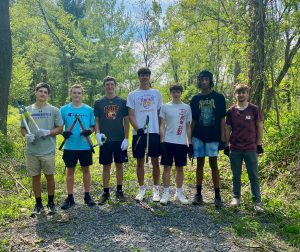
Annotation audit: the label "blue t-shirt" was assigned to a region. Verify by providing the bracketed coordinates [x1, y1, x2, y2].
[60, 103, 95, 150]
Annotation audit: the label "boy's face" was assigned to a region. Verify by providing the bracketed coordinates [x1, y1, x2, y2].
[199, 77, 210, 90]
[235, 90, 249, 102]
[104, 80, 116, 95]
[35, 87, 49, 102]
[70, 87, 83, 103]
[171, 90, 182, 100]
[138, 73, 151, 85]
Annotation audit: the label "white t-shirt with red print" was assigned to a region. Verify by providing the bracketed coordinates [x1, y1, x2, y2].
[126, 88, 162, 134]
[159, 101, 192, 145]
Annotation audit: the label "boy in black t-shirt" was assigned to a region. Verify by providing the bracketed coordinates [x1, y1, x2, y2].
[190, 70, 226, 207]
[94, 76, 129, 204]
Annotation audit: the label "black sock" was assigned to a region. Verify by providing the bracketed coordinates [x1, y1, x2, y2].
[117, 185, 122, 191]
[84, 192, 90, 198]
[36, 197, 42, 206]
[214, 188, 221, 197]
[68, 194, 74, 201]
[48, 195, 54, 204]
[104, 188, 109, 194]
[196, 185, 202, 195]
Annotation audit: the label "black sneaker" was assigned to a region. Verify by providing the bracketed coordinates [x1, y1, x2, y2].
[30, 204, 44, 217]
[84, 195, 96, 206]
[98, 192, 110, 205]
[115, 190, 127, 202]
[192, 193, 203, 205]
[61, 197, 75, 210]
[47, 202, 56, 215]
[214, 196, 222, 208]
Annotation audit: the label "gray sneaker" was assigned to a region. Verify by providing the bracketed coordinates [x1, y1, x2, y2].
[254, 202, 264, 213]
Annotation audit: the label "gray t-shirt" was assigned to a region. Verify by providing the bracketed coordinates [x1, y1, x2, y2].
[21, 103, 63, 156]
[159, 102, 192, 145]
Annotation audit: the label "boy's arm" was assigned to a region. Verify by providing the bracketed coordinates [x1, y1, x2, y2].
[159, 118, 166, 142]
[124, 116, 129, 139]
[186, 122, 192, 145]
[128, 108, 139, 131]
[225, 124, 232, 146]
[256, 121, 263, 145]
[220, 117, 226, 142]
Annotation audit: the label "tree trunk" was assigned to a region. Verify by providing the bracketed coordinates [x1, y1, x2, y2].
[248, 0, 266, 109]
[0, 0, 12, 135]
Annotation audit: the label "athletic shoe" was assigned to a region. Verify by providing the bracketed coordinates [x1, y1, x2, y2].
[152, 186, 160, 202]
[115, 190, 127, 202]
[214, 196, 222, 208]
[254, 202, 264, 213]
[230, 198, 240, 207]
[61, 197, 75, 210]
[47, 202, 56, 215]
[160, 191, 170, 205]
[192, 193, 203, 205]
[98, 192, 110, 205]
[84, 195, 96, 206]
[135, 187, 146, 202]
[175, 192, 189, 205]
[30, 204, 44, 217]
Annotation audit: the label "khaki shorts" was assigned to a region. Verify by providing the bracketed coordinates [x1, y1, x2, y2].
[25, 154, 55, 176]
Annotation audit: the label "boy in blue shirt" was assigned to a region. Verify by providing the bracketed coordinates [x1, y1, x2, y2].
[60, 84, 96, 209]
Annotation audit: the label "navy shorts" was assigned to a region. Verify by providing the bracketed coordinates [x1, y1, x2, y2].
[132, 133, 160, 159]
[99, 141, 128, 165]
[161, 142, 187, 167]
[63, 150, 93, 168]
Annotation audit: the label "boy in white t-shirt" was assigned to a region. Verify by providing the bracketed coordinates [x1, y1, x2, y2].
[159, 84, 193, 205]
[127, 67, 162, 202]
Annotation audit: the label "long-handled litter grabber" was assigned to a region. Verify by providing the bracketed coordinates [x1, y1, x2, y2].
[16, 100, 40, 132]
[145, 116, 150, 164]
[16, 102, 31, 135]
[59, 116, 78, 151]
[134, 115, 149, 151]
[77, 116, 95, 154]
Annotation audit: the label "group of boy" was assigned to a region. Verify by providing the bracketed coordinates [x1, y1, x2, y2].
[21, 67, 264, 216]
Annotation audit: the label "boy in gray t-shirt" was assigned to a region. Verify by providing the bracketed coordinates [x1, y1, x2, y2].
[20, 83, 63, 216]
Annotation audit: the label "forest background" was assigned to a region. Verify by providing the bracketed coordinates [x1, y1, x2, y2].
[0, 0, 299, 251]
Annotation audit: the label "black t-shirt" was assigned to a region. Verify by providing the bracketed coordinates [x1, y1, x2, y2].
[190, 90, 226, 142]
[94, 96, 128, 142]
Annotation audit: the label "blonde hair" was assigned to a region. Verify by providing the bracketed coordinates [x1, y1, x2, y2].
[69, 84, 84, 95]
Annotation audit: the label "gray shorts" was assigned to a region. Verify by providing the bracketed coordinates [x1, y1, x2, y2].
[25, 154, 55, 176]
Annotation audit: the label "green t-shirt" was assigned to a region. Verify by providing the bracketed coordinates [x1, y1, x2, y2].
[21, 103, 63, 156]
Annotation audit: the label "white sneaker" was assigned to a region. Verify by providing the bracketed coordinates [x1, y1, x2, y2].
[152, 186, 160, 202]
[135, 187, 146, 202]
[230, 198, 240, 207]
[175, 192, 189, 205]
[254, 202, 264, 213]
[160, 191, 170, 205]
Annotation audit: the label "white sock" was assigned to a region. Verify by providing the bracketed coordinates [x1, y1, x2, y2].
[176, 188, 183, 194]
[163, 187, 170, 194]
[153, 185, 159, 190]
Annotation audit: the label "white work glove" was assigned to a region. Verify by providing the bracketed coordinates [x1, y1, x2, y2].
[36, 129, 51, 137]
[120, 138, 128, 151]
[96, 133, 106, 146]
[25, 133, 35, 144]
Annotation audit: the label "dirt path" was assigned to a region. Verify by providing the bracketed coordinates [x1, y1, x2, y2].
[1, 185, 293, 252]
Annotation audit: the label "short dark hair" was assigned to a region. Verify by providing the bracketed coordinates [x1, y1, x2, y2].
[169, 84, 183, 93]
[137, 67, 151, 76]
[235, 83, 250, 93]
[197, 70, 214, 88]
[103, 76, 117, 86]
[35, 83, 50, 94]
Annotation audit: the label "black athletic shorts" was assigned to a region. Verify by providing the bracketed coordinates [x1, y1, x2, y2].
[132, 133, 160, 159]
[63, 149, 93, 168]
[161, 142, 187, 167]
[99, 141, 128, 165]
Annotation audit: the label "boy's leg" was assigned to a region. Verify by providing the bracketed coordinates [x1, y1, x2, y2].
[229, 151, 243, 200]
[244, 152, 261, 203]
[175, 166, 184, 189]
[137, 158, 145, 186]
[151, 157, 160, 186]
[32, 174, 42, 199]
[162, 165, 172, 187]
[82, 166, 91, 193]
[115, 163, 123, 186]
[103, 164, 111, 189]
